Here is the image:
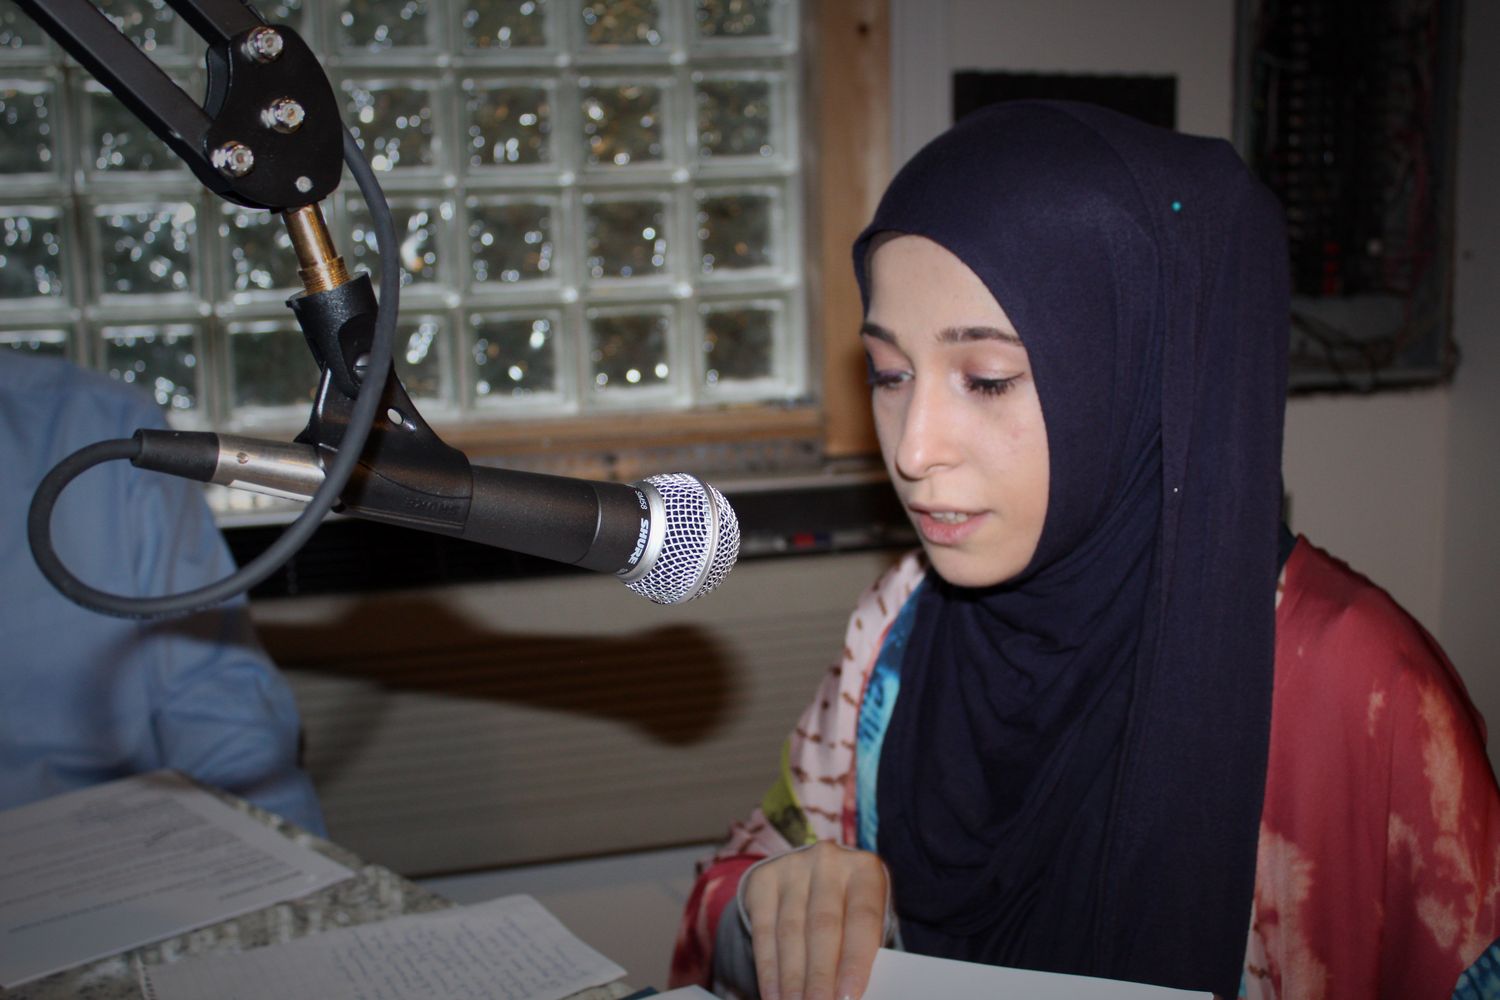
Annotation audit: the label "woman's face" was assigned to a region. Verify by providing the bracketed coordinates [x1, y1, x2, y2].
[863, 234, 1049, 588]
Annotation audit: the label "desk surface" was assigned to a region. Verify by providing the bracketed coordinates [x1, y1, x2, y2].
[6, 792, 634, 1000]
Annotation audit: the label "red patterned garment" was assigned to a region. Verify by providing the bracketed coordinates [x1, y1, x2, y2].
[670, 539, 1500, 998]
[1246, 539, 1500, 998]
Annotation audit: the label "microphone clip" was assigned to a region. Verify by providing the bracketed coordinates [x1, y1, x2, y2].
[290, 273, 477, 535]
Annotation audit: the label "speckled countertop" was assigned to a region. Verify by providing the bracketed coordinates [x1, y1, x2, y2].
[6, 794, 633, 1000]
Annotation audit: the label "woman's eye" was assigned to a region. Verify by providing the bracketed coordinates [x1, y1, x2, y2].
[867, 369, 910, 390]
[966, 375, 1020, 397]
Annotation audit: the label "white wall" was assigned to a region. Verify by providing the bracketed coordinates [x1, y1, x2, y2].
[890, 0, 1499, 764]
[1281, 389, 1449, 630]
[892, 0, 1236, 166]
[1441, 0, 1500, 752]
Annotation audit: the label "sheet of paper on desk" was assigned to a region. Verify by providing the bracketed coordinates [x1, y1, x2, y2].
[0, 770, 353, 988]
[140, 893, 627, 1000]
[861, 948, 1213, 999]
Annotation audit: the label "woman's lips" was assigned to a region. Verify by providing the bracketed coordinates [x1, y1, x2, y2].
[911, 507, 988, 546]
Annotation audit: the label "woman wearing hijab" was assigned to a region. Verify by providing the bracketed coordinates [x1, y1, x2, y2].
[668, 102, 1500, 999]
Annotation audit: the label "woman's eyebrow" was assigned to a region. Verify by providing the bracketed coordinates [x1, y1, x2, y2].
[937, 325, 1022, 345]
[859, 322, 1022, 345]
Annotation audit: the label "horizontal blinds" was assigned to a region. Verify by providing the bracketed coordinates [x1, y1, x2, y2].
[251, 549, 901, 875]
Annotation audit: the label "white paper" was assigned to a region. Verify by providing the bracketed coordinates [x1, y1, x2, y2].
[140, 894, 627, 1000]
[0, 770, 353, 987]
[861, 948, 1212, 1000]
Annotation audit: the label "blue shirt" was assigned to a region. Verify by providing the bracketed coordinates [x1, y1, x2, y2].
[0, 352, 326, 834]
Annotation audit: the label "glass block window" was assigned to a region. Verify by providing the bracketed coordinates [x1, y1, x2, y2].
[700, 298, 780, 393]
[0, 0, 804, 431]
[588, 304, 675, 399]
[102, 321, 202, 416]
[0, 327, 68, 355]
[583, 193, 671, 280]
[470, 309, 565, 403]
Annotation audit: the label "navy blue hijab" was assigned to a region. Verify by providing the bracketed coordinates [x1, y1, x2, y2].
[855, 102, 1289, 995]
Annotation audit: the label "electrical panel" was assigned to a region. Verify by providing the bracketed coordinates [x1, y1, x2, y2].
[1237, 0, 1462, 389]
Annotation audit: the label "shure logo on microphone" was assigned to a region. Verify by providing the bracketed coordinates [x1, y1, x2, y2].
[627, 516, 650, 565]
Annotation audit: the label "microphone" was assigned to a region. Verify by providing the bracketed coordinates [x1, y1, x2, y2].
[132, 430, 739, 604]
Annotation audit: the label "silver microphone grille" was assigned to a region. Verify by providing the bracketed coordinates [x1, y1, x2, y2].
[624, 473, 739, 604]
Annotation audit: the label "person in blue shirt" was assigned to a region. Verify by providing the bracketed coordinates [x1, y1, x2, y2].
[0, 350, 326, 835]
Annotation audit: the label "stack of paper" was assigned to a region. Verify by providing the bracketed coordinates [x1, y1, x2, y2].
[0, 771, 353, 988]
[862, 949, 1212, 999]
[139, 894, 626, 1000]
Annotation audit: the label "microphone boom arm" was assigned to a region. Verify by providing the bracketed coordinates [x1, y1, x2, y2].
[16, 0, 436, 616]
[16, 0, 494, 537]
[18, 0, 739, 612]
[13, 0, 343, 210]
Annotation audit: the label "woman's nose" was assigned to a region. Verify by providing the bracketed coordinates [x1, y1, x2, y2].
[893, 381, 959, 480]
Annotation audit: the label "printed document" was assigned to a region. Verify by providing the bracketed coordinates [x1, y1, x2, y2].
[0, 770, 353, 987]
[862, 948, 1213, 999]
[140, 893, 627, 1000]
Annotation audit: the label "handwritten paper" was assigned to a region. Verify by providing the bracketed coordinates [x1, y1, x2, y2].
[0, 771, 353, 987]
[861, 948, 1212, 1000]
[140, 894, 627, 1000]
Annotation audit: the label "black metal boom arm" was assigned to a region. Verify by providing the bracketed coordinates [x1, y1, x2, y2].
[14, 0, 343, 210]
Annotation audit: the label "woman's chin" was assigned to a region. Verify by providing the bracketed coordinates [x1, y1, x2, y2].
[922, 545, 1025, 590]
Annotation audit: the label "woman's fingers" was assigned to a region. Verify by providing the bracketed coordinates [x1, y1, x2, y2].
[833, 859, 889, 1000]
[773, 869, 810, 1000]
[742, 843, 889, 1000]
[745, 864, 795, 1000]
[802, 852, 852, 1000]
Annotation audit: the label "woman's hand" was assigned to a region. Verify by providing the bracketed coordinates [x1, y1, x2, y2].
[742, 840, 890, 1000]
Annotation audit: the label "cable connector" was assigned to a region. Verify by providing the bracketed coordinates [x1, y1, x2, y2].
[132, 429, 221, 482]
